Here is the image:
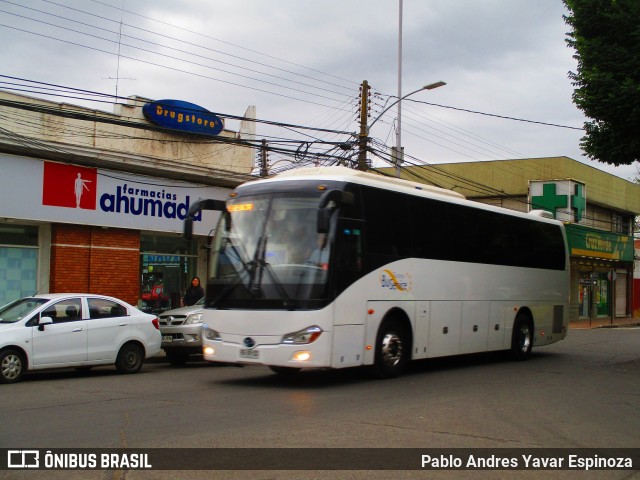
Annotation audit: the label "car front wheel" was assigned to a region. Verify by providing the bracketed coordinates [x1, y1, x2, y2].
[0, 349, 26, 384]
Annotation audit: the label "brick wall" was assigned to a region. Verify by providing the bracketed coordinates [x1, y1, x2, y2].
[50, 224, 140, 305]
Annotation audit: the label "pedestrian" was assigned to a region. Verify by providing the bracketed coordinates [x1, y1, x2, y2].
[183, 276, 204, 306]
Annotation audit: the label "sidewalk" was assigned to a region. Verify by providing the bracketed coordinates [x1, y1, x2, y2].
[570, 317, 640, 329]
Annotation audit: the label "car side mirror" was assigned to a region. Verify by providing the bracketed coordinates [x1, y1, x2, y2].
[38, 316, 53, 331]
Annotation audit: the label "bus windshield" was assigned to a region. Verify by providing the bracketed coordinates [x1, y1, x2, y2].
[206, 193, 331, 310]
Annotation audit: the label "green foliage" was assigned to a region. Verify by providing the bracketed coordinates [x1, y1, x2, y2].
[564, 0, 640, 166]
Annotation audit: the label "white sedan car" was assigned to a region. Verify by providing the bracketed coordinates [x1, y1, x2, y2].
[0, 293, 162, 383]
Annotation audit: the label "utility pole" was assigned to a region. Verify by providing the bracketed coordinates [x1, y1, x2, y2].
[260, 139, 268, 177]
[356, 80, 370, 171]
[396, 0, 403, 177]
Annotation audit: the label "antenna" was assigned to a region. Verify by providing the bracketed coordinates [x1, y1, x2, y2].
[104, 0, 136, 102]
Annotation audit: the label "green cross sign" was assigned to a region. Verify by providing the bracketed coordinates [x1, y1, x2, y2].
[531, 183, 567, 219]
[571, 183, 586, 222]
[531, 182, 586, 222]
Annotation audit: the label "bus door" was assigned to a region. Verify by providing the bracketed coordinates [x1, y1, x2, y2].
[331, 218, 366, 368]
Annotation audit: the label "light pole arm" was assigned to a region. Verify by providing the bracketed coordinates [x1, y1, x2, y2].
[367, 81, 446, 132]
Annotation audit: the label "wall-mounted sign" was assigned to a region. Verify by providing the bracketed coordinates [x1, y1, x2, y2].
[565, 223, 634, 261]
[529, 179, 586, 223]
[142, 99, 224, 136]
[0, 154, 227, 236]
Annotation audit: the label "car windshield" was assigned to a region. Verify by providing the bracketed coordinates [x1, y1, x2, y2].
[0, 298, 49, 323]
[206, 194, 331, 309]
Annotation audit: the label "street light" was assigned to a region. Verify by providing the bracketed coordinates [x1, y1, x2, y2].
[367, 81, 446, 175]
[368, 82, 446, 130]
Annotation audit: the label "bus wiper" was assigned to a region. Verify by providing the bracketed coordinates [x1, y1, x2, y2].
[249, 234, 296, 309]
[208, 237, 254, 307]
[259, 259, 297, 310]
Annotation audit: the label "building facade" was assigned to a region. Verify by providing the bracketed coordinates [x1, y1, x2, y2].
[635, 238, 640, 318]
[394, 157, 640, 322]
[0, 91, 254, 311]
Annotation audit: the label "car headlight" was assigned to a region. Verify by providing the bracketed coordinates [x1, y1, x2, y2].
[281, 325, 322, 344]
[202, 323, 221, 340]
[184, 313, 203, 325]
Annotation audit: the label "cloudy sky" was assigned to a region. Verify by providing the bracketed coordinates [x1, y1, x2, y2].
[1, 0, 638, 180]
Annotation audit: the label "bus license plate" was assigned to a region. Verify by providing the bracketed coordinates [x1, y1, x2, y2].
[240, 348, 259, 360]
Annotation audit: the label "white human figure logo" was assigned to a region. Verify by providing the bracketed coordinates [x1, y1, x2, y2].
[74, 173, 91, 208]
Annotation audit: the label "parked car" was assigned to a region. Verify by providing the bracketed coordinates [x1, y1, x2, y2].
[0, 293, 161, 384]
[158, 297, 204, 365]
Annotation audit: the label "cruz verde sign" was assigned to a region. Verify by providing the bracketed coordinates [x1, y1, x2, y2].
[142, 99, 224, 136]
[565, 224, 634, 261]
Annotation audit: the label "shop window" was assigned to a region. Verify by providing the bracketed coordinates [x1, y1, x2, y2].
[0, 225, 38, 306]
[139, 233, 199, 313]
[0, 225, 38, 246]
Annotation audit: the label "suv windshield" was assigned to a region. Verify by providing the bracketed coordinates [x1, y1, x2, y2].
[0, 298, 48, 323]
[206, 194, 331, 310]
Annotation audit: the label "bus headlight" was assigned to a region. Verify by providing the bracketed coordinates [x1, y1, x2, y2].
[203, 323, 221, 341]
[281, 325, 322, 344]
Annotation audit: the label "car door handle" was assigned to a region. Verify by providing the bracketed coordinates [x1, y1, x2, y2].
[73, 327, 83, 332]
[119, 323, 128, 327]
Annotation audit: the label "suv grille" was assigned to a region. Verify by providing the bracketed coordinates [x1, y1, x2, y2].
[159, 315, 187, 326]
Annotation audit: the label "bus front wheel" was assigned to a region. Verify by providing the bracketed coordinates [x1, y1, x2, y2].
[510, 314, 533, 361]
[372, 319, 408, 379]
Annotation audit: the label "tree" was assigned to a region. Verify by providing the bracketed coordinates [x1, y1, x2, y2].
[563, 0, 640, 166]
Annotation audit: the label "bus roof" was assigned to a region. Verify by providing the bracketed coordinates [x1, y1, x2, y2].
[263, 166, 466, 200]
[238, 166, 562, 227]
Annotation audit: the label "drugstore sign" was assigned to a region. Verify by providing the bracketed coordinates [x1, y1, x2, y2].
[142, 99, 224, 136]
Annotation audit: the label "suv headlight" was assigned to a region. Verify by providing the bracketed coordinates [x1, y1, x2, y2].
[281, 325, 322, 344]
[184, 313, 203, 325]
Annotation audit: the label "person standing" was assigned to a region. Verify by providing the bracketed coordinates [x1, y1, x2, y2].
[183, 276, 204, 306]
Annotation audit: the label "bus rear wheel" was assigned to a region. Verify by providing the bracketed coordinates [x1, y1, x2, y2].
[372, 319, 408, 379]
[510, 314, 533, 361]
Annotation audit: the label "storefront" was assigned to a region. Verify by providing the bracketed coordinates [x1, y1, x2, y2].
[139, 234, 201, 313]
[0, 153, 228, 310]
[565, 223, 635, 320]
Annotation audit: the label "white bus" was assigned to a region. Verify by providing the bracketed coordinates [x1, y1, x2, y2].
[185, 166, 569, 378]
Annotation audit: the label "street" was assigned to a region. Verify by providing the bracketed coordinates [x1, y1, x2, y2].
[1, 327, 639, 480]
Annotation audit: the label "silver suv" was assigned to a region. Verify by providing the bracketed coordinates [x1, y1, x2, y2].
[158, 298, 204, 366]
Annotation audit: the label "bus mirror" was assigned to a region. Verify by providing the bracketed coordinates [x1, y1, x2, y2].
[184, 199, 227, 240]
[317, 190, 353, 233]
[190, 199, 226, 213]
[317, 209, 332, 233]
[318, 190, 354, 209]
[184, 218, 194, 240]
